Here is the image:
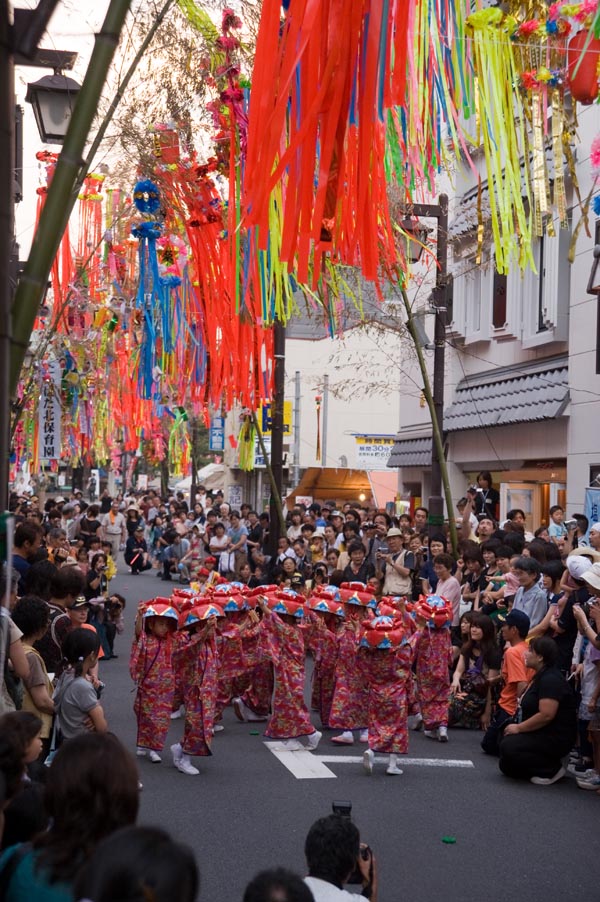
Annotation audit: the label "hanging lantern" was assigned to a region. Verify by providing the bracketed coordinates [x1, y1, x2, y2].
[567, 30, 600, 105]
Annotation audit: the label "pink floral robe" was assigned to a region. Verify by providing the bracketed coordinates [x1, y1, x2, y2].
[358, 644, 412, 753]
[130, 632, 174, 751]
[173, 630, 219, 757]
[329, 621, 368, 731]
[412, 626, 452, 729]
[215, 620, 246, 723]
[232, 619, 271, 716]
[259, 608, 315, 739]
[306, 617, 339, 728]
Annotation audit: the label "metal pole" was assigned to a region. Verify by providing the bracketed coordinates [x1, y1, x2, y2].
[268, 319, 286, 555]
[428, 193, 448, 530]
[322, 373, 329, 467]
[0, 0, 14, 513]
[293, 370, 301, 486]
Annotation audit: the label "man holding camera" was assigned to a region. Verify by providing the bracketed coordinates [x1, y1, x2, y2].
[304, 814, 377, 901]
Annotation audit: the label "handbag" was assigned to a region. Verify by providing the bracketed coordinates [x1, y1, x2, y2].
[461, 656, 488, 698]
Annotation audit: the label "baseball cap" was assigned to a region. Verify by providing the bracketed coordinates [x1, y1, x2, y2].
[331, 510, 343, 518]
[70, 595, 90, 609]
[386, 527, 403, 537]
[499, 609, 530, 633]
[582, 562, 600, 591]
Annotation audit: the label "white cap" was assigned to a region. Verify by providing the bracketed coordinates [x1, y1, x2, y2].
[567, 555, 593, 581]
[590, 523, 600, 534]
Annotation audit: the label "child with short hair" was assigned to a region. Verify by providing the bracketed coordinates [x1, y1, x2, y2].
[548, 505, 567, 543]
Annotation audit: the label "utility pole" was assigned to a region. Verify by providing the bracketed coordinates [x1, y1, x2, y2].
[268, 318, 286, 555]
[0, 0, 14, 514]
[293, 370, 301, 486]
[429, 194, 448, 531]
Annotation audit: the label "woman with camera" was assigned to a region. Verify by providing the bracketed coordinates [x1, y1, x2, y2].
[84, 553, 109, 602]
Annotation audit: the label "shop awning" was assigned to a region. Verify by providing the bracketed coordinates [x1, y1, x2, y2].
[444, 357, 569, 432]
[387, 436, 432, 468]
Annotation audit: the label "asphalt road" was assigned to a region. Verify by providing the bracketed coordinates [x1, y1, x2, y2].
[102, 567, 600, 902]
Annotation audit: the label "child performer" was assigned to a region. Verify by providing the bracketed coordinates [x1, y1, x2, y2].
[329, 585, 377, 744]
[359, 614, 412, 775]
[412, 595, 454, 742]
[213, 590, 253, 730]
[257, 592, 322, 750]
[130, 599, 178, 763]
[171, 602, 222, 776]
[305, 588, 344, 728]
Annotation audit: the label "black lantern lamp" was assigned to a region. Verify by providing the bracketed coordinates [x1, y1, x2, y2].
[25, 72, 81, 144]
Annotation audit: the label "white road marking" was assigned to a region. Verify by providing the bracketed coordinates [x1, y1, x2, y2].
[265, 743, 475, 779]
[319, 755, 475, 768]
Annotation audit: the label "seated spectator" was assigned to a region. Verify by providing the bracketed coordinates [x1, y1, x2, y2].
[245, 868, 314, 902]
[510, 556, 548, 627]
[73, 825, 199, 902]
[481, 610, 533, 755]
[499, 636, 577, 784]
[449, 613, 501, 730]
[304, 814, 377, 901]
[124, 528, 152, 575]
[0, 732, 139, 899]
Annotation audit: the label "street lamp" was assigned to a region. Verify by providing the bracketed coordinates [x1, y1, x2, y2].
[25, 72, 81, 145]
[399, 217, 432, 264]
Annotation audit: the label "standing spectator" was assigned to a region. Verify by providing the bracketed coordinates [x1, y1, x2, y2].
[419, 535, 448, 595]
[76, 505, 102, 549]
[548, 505, 567, 544]
[10, 597, 54, 753]
[101, 500, 126, 559]
[432, 554, 462, 627]
[11, 523, 43, 595]
[125, 506, 145, 539]
[341, 542, 375, 584]
[379, 529, 412, 597]
[287, 510, 303, 542]
[469, 471, 499, 521]
[34, 566, 85, 674]
[227, 511, 249, 571]
[413, 507, 428, 534]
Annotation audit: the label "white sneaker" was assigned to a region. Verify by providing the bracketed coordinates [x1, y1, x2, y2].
[407, 713, 423, 731]
[306, 730, 322, 750]
[281, 739, 304, 751]
[148, 750, 161, 763]
[530, 766, 566, 786]
[213, 724, 224, 732]
[177, 754, 200, 776]
[424, 729, 438, 740]
[386, 754, 403, 776]
[438, 726, 448, 743]
[331, 731, 354, 745]
[363, 749, 374, 775]
[170, 705, 185, 720]
[136, 747, 147, 758]
[170, 743, 184, 767]
[359, 729, 368, 743]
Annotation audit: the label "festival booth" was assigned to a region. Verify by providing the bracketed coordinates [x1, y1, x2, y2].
[287, 468, 397, 508]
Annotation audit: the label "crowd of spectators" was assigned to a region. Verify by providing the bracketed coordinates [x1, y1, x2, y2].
[1, 473, 600, 898]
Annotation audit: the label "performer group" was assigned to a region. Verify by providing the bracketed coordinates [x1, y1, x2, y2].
[130, 578, 454, 776]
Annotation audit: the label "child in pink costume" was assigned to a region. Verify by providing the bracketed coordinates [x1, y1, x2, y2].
[412, 595, 453, 742]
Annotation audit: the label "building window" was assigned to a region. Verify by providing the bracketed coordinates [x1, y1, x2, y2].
[537, 236, 548, 333]
[492, 269, 507, 329]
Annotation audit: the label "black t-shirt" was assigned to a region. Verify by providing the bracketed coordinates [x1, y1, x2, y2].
[552, 597, 578, 673]
[473, 487, 499, 521]
[520, 666, 577, 744]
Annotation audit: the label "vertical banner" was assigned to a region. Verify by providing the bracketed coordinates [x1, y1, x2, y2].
[584, 487, 600, 538]
[39, 361, 62, 461]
